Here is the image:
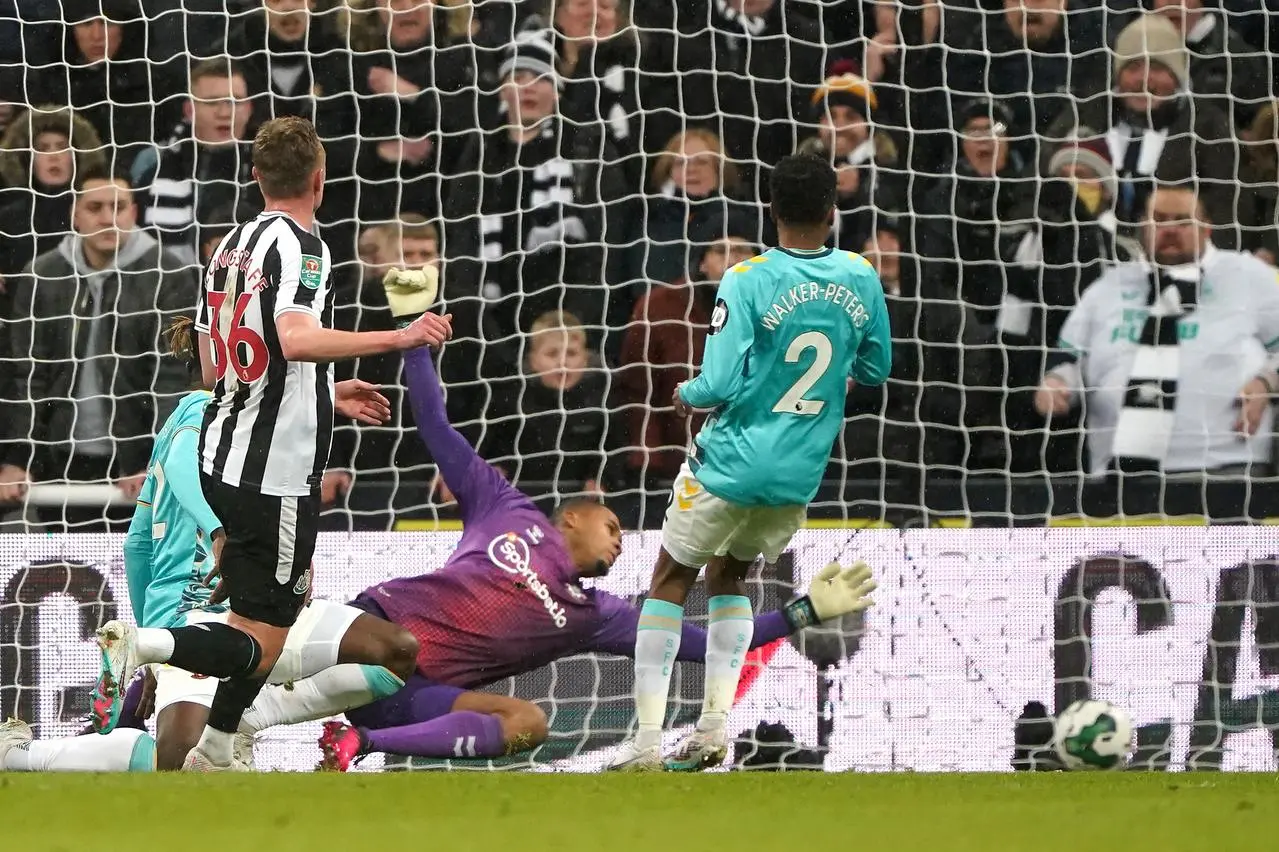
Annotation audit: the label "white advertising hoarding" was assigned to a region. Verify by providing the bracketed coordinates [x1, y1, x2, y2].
[2, 528, 1278, 772]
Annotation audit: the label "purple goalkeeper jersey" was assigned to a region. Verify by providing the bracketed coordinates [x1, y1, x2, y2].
[363, 348, 790, 690]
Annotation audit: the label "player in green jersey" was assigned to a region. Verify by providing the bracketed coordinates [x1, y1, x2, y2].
[611, 154, 889, 771]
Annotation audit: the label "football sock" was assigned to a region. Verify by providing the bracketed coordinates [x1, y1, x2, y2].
[240, 665, 403, 733]
[364, 712, 506, 759]
[159, 624, 262, 679]
[5, 729, 155, 772]
[198, 676, 269, 764]
[699, 595, 754, 732]
[135, 627, 175, 662]
[633, 598, 683, 750]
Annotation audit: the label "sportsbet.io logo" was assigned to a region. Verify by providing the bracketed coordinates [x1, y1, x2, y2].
[486, 532, 568, 629]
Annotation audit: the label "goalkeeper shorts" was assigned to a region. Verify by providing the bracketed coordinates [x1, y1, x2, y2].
[661, 462, 806, 569]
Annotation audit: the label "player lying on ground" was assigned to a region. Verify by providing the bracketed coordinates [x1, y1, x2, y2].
[95, 318, 419, 771]
[216, 267, 877, 770]
[0, 721, 155, 773]
[612, 153, 892, 771]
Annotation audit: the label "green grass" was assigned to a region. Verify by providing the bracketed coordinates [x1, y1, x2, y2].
[2, 772, 1277, 851]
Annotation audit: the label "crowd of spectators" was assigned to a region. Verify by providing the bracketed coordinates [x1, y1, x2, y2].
[0, 0, 1278, 530]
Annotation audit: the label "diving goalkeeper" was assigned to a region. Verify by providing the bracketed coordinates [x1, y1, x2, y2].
[227, 266, 878, 769]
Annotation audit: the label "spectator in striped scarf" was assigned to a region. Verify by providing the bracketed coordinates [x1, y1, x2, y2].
[131, 58, 255, 269]
[1036, 184, 1279, 506]
[438, 27, 634, 432]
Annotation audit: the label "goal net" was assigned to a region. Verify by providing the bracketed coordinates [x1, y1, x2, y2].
[0, 0, 1277, 770]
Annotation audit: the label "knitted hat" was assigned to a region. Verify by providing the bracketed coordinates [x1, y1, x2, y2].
[63, 0, 139, 24]
[956, 98, 1015, 134]
[1113, 14, 1188, 90]
[499, 28, 558, 84]
[1047, 136, 1118, 198]
[810, 60, 878, 119]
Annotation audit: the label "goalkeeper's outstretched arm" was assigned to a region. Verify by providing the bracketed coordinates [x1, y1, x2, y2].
[587, 593, 789, 658]
[402, 345, 508, 518]
[587, 563, 877, 658]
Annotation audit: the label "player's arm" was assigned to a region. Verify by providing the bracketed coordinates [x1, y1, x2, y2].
[272, 235, 450, 362]
[194, 275, 217, 388]
[849, 276, 893, 388]
[164, 426, 223, 539]
[122, 479, 156, 624]
[402, 345, 509, 516]
[197, 331, 217, 389]
[587, 564, 876, 658]
[275, 312, 451, 362]
[585, 592, 790, 658]
[679, 268, 752, 410]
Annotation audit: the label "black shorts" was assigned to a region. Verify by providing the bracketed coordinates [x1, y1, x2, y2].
[200, 472, 319, 628]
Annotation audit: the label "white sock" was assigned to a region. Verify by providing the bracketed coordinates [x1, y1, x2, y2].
[135, 628, 175, 664]
[699, 595, 754, 732]
[633, 599, 683, 750]
[5, 729, 154, 772]
[194, 726, 234, 765]
[240, 664, 403, 733]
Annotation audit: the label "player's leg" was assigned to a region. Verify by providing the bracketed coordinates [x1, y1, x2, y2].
[150, 603, 413, 768]
[265, 601, 418, 685]
[237, 601, 417, 735]
[666, 503, 807, 772]
[0, 720, 155, 772]
[90, 482, 301, 735]
[700, 552, 757, 723]
[150, 653, 227, 771]
[318, 680, 547, 771]
[156, 700, 213, 771]
[184, 482, 322, 770]
[613, 463, 742, 770]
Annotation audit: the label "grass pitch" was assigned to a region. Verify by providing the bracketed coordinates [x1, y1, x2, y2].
[3, 772, 1277, 851]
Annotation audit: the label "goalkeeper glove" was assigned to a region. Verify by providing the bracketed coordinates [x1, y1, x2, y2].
[382, 265, 440, 329]
[783, 561, 877, 631]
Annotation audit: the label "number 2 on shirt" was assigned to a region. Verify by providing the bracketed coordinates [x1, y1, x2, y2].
[207, 291, 269, 383]
[150, 461, 167, 540]
[773, 330, 833, 416]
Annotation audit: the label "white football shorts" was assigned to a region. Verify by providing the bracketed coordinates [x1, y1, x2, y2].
[660, 462, 806, 569]
[152, 600, 365, 715]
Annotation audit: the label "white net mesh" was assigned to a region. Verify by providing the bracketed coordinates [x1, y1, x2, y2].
[0, 0, 1278, 770]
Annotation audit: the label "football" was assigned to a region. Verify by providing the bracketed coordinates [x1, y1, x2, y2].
[1051, 700, 1134, 771]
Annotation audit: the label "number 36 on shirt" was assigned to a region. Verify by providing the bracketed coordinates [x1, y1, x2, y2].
[207, 291, 269, 383]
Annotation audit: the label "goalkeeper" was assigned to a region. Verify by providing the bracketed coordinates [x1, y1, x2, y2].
[228, 266, 878, 769]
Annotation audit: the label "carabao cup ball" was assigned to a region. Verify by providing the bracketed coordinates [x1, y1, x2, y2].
[1051, 700, 1134, 771]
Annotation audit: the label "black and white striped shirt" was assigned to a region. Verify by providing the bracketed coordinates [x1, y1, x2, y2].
[194, 212, 335, 497]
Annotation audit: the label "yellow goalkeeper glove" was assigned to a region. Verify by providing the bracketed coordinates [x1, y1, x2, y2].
[783, 561, 877, 630]
[382, 264, 440, 328]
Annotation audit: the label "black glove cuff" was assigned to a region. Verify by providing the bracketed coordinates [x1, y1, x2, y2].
[783, 596, 819, 632]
